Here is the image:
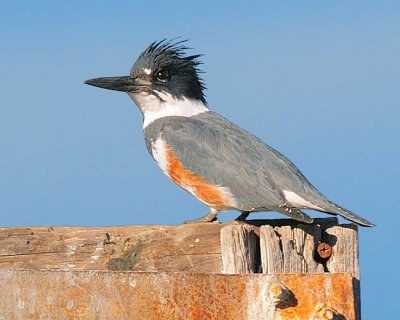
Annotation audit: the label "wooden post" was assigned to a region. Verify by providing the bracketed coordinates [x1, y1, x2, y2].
[220, 224, 258, 274]
[0, 219, 361, 319]
[256, 218, 359, 276]
[324, 224, 359, 279]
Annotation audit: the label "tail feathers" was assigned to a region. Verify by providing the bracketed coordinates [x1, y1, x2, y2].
[321, 201, 374, 227]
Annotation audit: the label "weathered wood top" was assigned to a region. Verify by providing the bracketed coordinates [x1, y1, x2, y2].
[0, 223, 224, 273]
[0, 218, 359, 278]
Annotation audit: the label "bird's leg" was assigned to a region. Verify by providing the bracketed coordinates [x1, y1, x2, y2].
[234, 211, 250, 221]
[183, 208, 219, 224]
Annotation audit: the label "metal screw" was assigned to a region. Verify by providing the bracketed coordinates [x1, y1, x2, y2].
[317, 243, 332, 259]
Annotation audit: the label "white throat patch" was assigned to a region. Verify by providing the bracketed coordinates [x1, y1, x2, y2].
[129, 91, 209, 128]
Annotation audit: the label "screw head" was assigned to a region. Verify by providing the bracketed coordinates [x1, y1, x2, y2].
[317, 243, 332, 259]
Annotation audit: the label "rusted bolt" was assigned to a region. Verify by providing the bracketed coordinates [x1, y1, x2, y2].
[323, 308, 334, 319]
[313, 304, 339, 320]
[317, 242, 332, 259]
[268, 282, 290, 306]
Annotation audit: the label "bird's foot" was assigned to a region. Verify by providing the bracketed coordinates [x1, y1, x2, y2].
[283, 208, 314, 224]
[234, 211, 250, 221]
[183, 210, 219, 224]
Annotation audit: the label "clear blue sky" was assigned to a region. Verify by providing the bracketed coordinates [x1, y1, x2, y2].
[1, 1, 399, 318]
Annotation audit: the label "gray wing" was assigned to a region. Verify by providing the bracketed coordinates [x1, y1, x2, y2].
[145, 112, 321, 212]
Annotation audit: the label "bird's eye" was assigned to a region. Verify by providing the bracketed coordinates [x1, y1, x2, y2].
[155, 69, 170, 82]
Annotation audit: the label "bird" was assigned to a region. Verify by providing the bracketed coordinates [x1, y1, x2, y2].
[85, 39, 373, 227]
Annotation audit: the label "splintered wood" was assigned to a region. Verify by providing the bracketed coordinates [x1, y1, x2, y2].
[220, 224, 258, 273]
[325, 224, 359, 279]
[0, 219, 359, 278]
[257, 219, 359, 279]
[261, 224, 325, 274]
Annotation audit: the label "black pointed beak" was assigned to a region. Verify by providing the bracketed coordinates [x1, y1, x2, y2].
[84, 76, 151, 92]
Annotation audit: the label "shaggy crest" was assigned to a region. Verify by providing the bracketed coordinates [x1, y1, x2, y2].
[131, 39, 207, 104]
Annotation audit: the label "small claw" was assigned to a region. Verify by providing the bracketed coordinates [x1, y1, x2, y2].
[183, 210, 219, 224]
[285, 208, 314, 224]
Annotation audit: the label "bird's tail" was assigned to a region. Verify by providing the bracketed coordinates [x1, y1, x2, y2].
[321, 201, 374, 227]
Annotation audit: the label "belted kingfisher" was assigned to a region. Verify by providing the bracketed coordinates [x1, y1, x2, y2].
[85, 40, 373, 227]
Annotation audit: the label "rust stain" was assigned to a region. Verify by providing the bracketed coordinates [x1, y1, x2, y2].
[0, 270, 357, 320]
[165, 145, 233, 210]
[275, 274, 353, 319]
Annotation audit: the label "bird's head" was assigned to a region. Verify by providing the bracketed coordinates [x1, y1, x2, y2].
[85, 40, 207, 123]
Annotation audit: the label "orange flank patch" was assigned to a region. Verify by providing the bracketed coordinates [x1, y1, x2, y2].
[164, 145, 235, 210]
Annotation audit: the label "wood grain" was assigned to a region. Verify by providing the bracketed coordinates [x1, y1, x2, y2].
[220, 224, 258, 274]
[0, 219, 359, 277]
[324, 224, 359, 280]
[0, 224, 224, 272]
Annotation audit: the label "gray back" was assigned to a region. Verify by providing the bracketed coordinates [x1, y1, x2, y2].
[144, 112, 327, 211]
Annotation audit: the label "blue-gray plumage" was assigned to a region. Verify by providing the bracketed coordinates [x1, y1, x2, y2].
[85, 39, 374, 227]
